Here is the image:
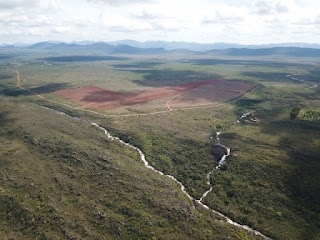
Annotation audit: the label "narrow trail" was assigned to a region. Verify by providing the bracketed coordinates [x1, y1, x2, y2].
[12, 69, 270, 239]
[11, 70, 45, 100]
[11, 69, 219, 118]
[208, 86, 258, 120]
[10, 69, 122, 118]
[166, 92, 183, 111]
[11, 69, 258, 118]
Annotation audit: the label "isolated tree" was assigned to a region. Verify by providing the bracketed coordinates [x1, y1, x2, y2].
[290, 105, 301, 120]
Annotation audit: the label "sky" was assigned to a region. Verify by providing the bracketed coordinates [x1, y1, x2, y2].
[0, 0, 319, 44]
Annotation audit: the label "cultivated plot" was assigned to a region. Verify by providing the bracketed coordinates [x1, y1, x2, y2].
[54, 79, 253, 111]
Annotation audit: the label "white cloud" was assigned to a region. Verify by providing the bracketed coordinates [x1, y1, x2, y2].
[108, 24, 152, 33]
[252, 0, 289, 15]
[0, 0, 319, 44]
[0, 0, 58, 10]
[87, 0, 154, 6]
[132, 10, 157, 20]
[293, 14, 320, 26]
[202, 8, 245, 24]
[0, 0, 36, 9]
[253, 0, 288, 15]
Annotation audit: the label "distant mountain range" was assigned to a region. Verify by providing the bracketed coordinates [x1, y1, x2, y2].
[27, 42, 165, 54]
[206, 47, 320, 57]
[1, 41, 320, 57]
[107, 40, 320, 51]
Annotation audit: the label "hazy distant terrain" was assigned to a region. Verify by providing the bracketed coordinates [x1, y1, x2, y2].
[2, 41, 320, 57]
[3, 40, 320, 51]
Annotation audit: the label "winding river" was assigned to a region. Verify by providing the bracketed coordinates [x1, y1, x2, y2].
[199, 132, 230, 202]
[286, 74, 318, 89]
[46, 107, 270, 239]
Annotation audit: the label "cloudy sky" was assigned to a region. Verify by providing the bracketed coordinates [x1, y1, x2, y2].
[0, 0, 319, 44]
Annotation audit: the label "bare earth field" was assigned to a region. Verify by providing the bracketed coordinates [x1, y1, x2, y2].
[169, 79, 253, 108]
[54, 79, 253, 110]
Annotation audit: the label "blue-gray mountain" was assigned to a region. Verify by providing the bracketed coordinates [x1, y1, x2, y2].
[2, 41, 320, 57]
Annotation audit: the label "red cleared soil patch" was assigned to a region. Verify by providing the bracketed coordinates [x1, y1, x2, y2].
[54, 79, 253, 110]
[169, 80, 253, 108]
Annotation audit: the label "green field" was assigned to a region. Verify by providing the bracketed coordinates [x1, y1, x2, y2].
[0, 50, 319, 239]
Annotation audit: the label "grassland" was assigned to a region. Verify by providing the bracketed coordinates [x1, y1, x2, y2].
[0, 50, 319, 239]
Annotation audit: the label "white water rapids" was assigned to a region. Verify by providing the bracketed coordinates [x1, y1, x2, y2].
[199, 132, 230, 202]
[237, 112, 253, 123]
[286, 74, 318, 89]
[46, 107, 270, 239]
